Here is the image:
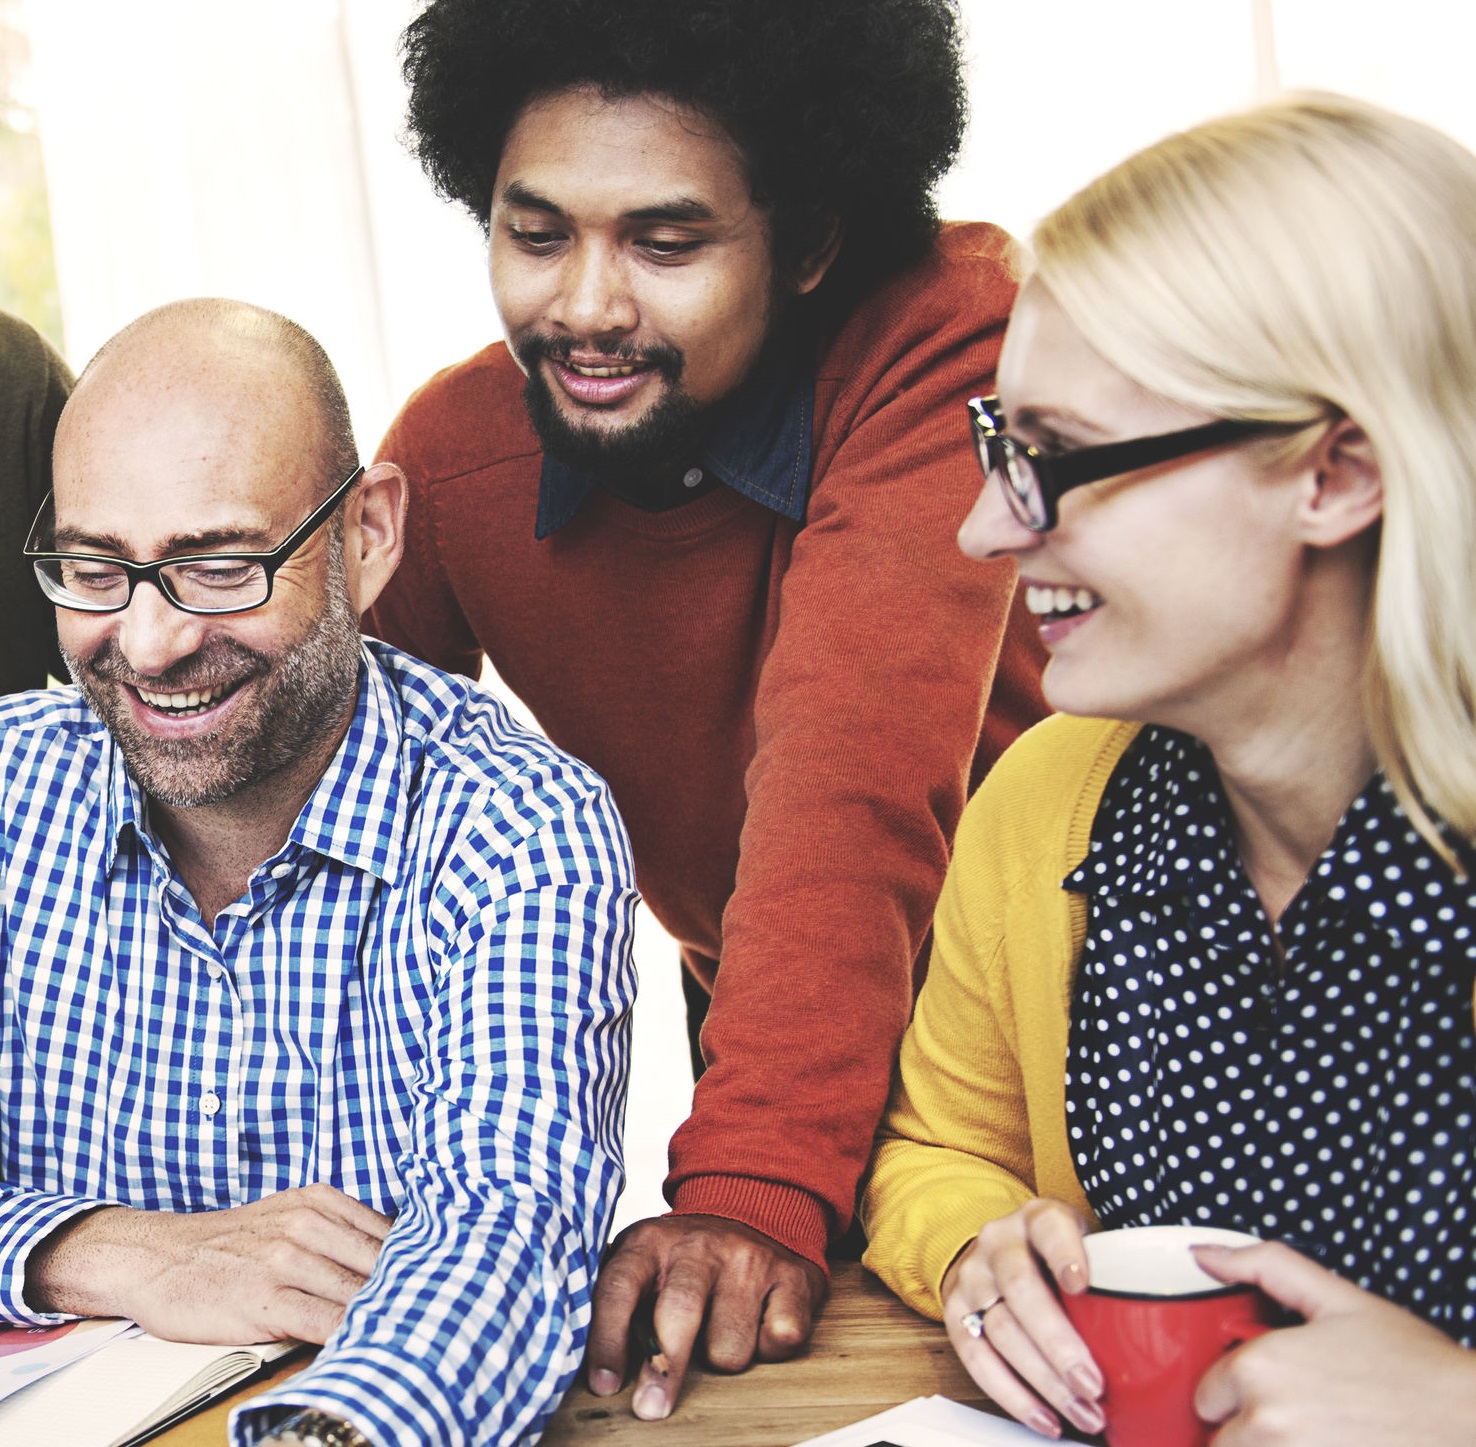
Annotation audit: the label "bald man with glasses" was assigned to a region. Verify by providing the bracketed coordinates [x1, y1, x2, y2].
[2, 299, 638, 1447]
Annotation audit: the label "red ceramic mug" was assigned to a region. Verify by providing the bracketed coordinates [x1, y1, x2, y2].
[1058, 1226, 1278, 1447]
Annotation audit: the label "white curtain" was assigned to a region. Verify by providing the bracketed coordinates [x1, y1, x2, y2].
[24, 0, 490, 453]
[25, 0, 1476, 453]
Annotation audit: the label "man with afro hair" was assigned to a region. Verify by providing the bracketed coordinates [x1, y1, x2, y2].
[369, 0, 1047, 1420]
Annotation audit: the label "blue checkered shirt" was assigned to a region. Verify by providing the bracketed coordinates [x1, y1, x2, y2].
[0, 641, 637, 1446]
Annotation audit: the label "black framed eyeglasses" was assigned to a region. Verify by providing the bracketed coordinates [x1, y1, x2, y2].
[967, 396, 1296, 532]
[25, 464, 365, 615]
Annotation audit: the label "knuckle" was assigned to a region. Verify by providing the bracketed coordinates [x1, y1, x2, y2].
[278, 1203, 310, 1231]
[761, 1316, 808, 1354]
[722, 1241, 765, 1277]
[603, 1230, 665, 1273]
[1021, 1197, 1069, 1232]
[974, 1217, 1010, 1249]
[1220, 1339, 1261, 1383]
[594, 1255, 656, 1301]
[1239, 1402, 1296, 1444]
[1255, 1240, 1296, 1269]
[989, 1249, 1038, 1292]
[706, 1338, 754, 1372]
[264, 1237, 304, 1272]
[611, 1218, 673, 1251]
[659, 1281, 712, 1317]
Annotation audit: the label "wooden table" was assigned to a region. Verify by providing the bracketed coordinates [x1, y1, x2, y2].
[154, 1260, 995, 1445]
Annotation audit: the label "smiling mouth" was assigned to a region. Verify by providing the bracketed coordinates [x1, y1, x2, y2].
[545, 356, 662, 409]
[565, 360, 644, 378]
[132, 680, 241, 717]
[1025, 584, 1103, 623]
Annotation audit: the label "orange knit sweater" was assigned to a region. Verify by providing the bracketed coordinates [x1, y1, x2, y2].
[367, 223, 1049, 1267]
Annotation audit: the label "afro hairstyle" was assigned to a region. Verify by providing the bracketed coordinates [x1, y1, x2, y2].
[401, 0, 968, 318]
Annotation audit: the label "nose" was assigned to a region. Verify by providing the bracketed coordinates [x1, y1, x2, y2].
[957, 475, 1044, 561]
[551, 240, 638, 341]
[114, 579, 209, 678]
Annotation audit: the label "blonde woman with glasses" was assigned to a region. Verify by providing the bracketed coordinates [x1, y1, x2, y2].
[861, 94, 1476, 1445]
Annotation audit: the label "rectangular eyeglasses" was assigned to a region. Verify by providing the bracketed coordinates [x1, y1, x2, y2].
[25, 464, 365, 615]
[968, 395, 1296, 531]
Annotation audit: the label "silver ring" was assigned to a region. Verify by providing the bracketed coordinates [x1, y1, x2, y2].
[960, 1294, 1004, 1337]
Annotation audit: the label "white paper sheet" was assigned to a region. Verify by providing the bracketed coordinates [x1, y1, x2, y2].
[795, 1394, 1050, 1446]
[0, 1332, 297, 1446]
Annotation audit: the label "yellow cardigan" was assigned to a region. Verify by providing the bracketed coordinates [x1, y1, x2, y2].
[859, 713, 1140, 1318]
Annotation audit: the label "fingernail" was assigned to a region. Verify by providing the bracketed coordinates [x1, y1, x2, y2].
[589, 1369, 621, 1396]
[632, 1384, 672, 1420]
[1068, 1361, 1104, 1399]
[1065, 1397, 1106, 1435]
[1026, 1407, 1063, 1439]
[1056, 1260, 1086, 1292]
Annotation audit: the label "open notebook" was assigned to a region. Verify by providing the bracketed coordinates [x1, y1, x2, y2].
[0, 1327, 301, 1446]
[796, 1395, 1064, 1447]
[0, 1317, 137, 1403]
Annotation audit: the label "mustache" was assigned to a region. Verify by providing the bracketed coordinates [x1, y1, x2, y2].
[512, 331, 684, 383]
[75, 636, 270, 693]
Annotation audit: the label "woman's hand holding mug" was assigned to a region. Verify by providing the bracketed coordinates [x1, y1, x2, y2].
[946, 1213, 1476, 1447]
[941, 1198, 1104, 1441]
[1193, 1240, 1476, 1446]
[945, 1213, 1272, 1446]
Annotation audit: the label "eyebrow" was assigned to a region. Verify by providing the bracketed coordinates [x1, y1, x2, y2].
[1010, 404, 1115, 446]
[50, 524, 278, 556]
[624, 198, 717, 223]
[498, 180, 717, 225]
[497, 181, 563, 215]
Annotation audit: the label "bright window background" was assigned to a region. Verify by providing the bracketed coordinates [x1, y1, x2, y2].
[16, 0, 1476, 1227]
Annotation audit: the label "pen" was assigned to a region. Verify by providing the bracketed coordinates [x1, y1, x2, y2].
[632, 1299, 671, 1379]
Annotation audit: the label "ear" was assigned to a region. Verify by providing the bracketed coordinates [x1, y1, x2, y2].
[791, 217, 844, 297]
[342, 461, 407, 616]
[1296, 417, 1383, 549]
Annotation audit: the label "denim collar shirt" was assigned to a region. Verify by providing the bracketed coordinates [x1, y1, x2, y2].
[0, 640, 638, 1446]
[534, 334, 815, 538]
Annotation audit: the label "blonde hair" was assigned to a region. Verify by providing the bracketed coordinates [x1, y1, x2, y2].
[1032, 92, 1476, 861]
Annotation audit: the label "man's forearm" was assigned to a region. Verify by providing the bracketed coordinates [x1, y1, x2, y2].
[0, 1185, 129, 1324]
[24, 1204, 132, 1316]
[16, 1186, 388, 1344]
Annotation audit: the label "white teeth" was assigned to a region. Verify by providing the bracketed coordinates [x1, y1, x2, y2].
[136, 683, 229, 712]
[569, 361, 638, 378]
[1024, 584, 1102, 618]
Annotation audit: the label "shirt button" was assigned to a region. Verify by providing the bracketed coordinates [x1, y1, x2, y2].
[200, 1091, 222, 1117]
[270, 862, 292, 879]
[682, 467, 704, 489]
[206, 962, 224, 981]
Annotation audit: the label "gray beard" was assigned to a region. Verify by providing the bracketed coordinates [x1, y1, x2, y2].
[64, 553, 363, 809]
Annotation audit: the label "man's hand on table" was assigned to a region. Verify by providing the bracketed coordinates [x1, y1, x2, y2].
[25, 1183, 392, 1345]
[586, 1214, 827, 1421]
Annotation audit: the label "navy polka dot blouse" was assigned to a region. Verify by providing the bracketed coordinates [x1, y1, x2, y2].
[1064, 726, 1476, 1344]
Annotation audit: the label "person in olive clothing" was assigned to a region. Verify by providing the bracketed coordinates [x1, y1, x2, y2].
[1, 308, 72, 693]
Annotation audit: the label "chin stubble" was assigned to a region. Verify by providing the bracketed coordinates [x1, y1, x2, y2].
[64, 556, 363, 808]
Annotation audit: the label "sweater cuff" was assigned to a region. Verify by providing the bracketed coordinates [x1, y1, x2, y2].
[669, 1175, 832, 1270]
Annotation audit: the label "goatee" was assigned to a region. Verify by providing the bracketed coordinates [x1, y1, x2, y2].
[514, 332, 720, 480]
